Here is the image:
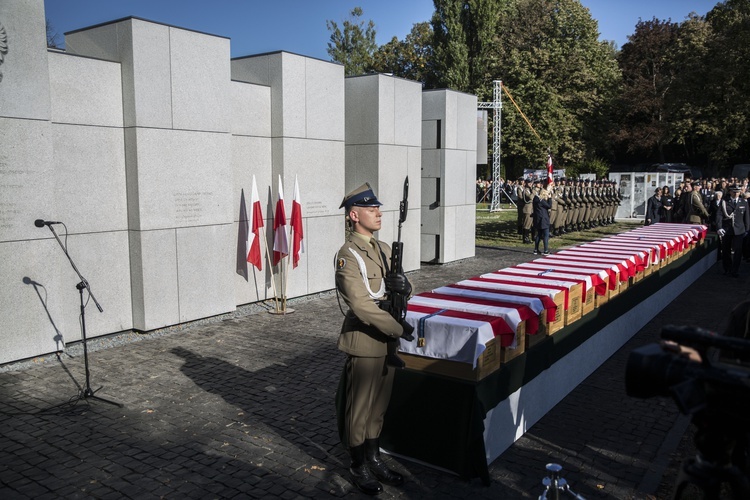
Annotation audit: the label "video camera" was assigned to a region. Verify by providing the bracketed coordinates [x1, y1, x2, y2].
[626, 325, 750, 417]
[626, 325, 750, 497]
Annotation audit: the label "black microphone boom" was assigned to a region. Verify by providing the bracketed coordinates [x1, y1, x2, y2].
[34, 219, 61, 227]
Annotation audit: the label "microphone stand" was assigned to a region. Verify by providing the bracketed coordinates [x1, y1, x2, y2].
[45, 223, 122, 408]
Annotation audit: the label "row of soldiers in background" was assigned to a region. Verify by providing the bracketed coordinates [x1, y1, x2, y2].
[516, 177, 622, 243]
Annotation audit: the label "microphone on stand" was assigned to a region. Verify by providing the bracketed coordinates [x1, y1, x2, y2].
[34, 219, 62, 227]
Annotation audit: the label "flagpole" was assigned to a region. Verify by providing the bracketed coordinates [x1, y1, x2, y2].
[261, 229, 280, 313]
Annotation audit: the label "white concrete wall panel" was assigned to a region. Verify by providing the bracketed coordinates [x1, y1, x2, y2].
[170, 28, 231, 133]
[394, 78, 422, 147]
[129, 20, 173, 129]
[176, 224, 235, 323]
[0, 239, 65, 364]
[230, 81, 272, 138]
[48, 52, 123, 127]
[0, 0, 50, 120]
[54, 231, 134, 340]
[305, 58, 345, 141]
[51, 124, 127, 233]
[344, 76, 379, 145]
[442, 149, 469, 207]
[421, 149, 441, 178]
[129, 128, 233, 231]
[0, 118, 54, 242]
[280, 53, 307, 138]
[441, 205, 457, 263]
[377, 76, 396, 145]
[456, 93, 479, 151]
[421, 205, 441, 234]
[455, 204, 476, 260]
[421, 90, 446, 121]
[407, 146, 422, 210]
[129, 229, 179, 331]
[422, 120, 439, 151]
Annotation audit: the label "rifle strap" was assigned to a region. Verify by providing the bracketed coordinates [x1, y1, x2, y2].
[374, 240, 391, 275]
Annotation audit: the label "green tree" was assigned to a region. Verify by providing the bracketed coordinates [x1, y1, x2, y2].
[326, 7, 377, 76]
[431, 0, 508, 94]
[371, 22, 435, 84]
[492, 0, 620, 176]
[613, 18, 680, 163]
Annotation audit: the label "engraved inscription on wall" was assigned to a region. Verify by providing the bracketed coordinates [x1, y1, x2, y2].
[173, 191, 213, 225]
[0, 22, 8, 83]
[305, 200, 330, 217]
[0, 154, 24, 232]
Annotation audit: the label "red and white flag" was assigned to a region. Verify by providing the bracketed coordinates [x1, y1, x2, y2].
[246, 175, 264, 271]
[272, 175, 289, 266]
[547, 154, 554, 184]
[290, 175, 304, 269]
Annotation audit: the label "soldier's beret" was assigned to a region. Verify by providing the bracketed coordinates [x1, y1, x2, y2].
[691, 180, 701, 187]
[340, 183, 382, 212]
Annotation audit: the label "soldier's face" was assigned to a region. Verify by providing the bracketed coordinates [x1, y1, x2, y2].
[350, 206, 381, 235]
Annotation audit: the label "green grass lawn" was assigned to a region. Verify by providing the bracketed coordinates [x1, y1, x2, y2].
[475, 203, 642, 250]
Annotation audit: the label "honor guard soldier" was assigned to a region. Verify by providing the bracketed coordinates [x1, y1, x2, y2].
[515, 177, 526, 236]
[553, 179, 567, 236]
[522, 178, 534, 243]
[334, 183, 414, 495]
[687, 180, 710, 224]
[716, 184, 750, 277]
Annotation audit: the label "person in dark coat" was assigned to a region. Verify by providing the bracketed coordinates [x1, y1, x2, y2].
[533, 186, 552, 255]
[645, 187, 662, 225]
[660, 186, 674, 223]
[716, 185, 750, 277]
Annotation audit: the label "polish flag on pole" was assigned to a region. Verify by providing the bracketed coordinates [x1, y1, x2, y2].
[290, 176, 304, 269]
[547, 154, 554, 185]
[272, 175, 289, 266]
[246, 175, 264, 271]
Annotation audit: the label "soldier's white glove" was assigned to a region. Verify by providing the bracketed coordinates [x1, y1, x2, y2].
[718, 228, 726, 237]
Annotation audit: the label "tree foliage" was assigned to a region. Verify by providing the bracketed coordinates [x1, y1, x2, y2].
[613, 18, 680, 163]
[326, 7, 377, 76]
[325, 0, 750, 174]
[371, 22, 435, 84]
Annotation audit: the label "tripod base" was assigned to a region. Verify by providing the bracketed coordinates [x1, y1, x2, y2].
[80, 386, 123, 407]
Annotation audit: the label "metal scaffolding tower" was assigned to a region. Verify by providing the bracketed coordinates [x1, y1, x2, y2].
[478, 80, 503, 211]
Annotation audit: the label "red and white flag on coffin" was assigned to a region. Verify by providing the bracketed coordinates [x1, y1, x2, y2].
[290, 175, 304, 269]
[246, 175, 264, 271]
[547, 154, 554, 184]
[273, 175, 289, 266]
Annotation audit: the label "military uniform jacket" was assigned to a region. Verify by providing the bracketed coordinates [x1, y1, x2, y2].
[335, 232, 404, 357]
[716, 197, 750, 236]
[688, 190, 709, 223]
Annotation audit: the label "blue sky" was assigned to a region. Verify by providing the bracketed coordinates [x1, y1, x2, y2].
[44, 0, 720, 61]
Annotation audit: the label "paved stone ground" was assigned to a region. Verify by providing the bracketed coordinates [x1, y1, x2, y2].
[1, 239, 747, 499]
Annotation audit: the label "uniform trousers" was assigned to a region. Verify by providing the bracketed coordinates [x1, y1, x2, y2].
[721, 231, 745, 274]
[342, 355, 394, 447]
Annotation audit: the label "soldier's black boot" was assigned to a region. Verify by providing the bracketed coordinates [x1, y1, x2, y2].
[349, 444, 383, 495]
[365, 439, 404, 486]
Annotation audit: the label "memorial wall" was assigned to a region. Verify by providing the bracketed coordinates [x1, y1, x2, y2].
[0, 0, 477, 365]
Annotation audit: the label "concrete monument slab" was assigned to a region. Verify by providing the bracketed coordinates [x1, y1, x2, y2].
[0, 118, 53, 242]
[129, 229, 179, 331]
[51, 124, 127, 233]
[48, 52, 123, 127]
[0, 0, 50, 120]
[176, 224, 235, 323]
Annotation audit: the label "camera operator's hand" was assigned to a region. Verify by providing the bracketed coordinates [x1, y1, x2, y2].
[718, 228, 726, 237]
[400, 321, 415, 342]
[661, 340, 702, 363]
[385, 273, 412, 296]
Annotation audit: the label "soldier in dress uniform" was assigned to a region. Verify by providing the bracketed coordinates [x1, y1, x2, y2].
[716, 185, 750, 277]
[515, 177, 525, 235]
[522, 178, 534, 243]
[334, 183, 414, 495]
[553, 179, 567, 236]
[687, 180, 710, 224]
